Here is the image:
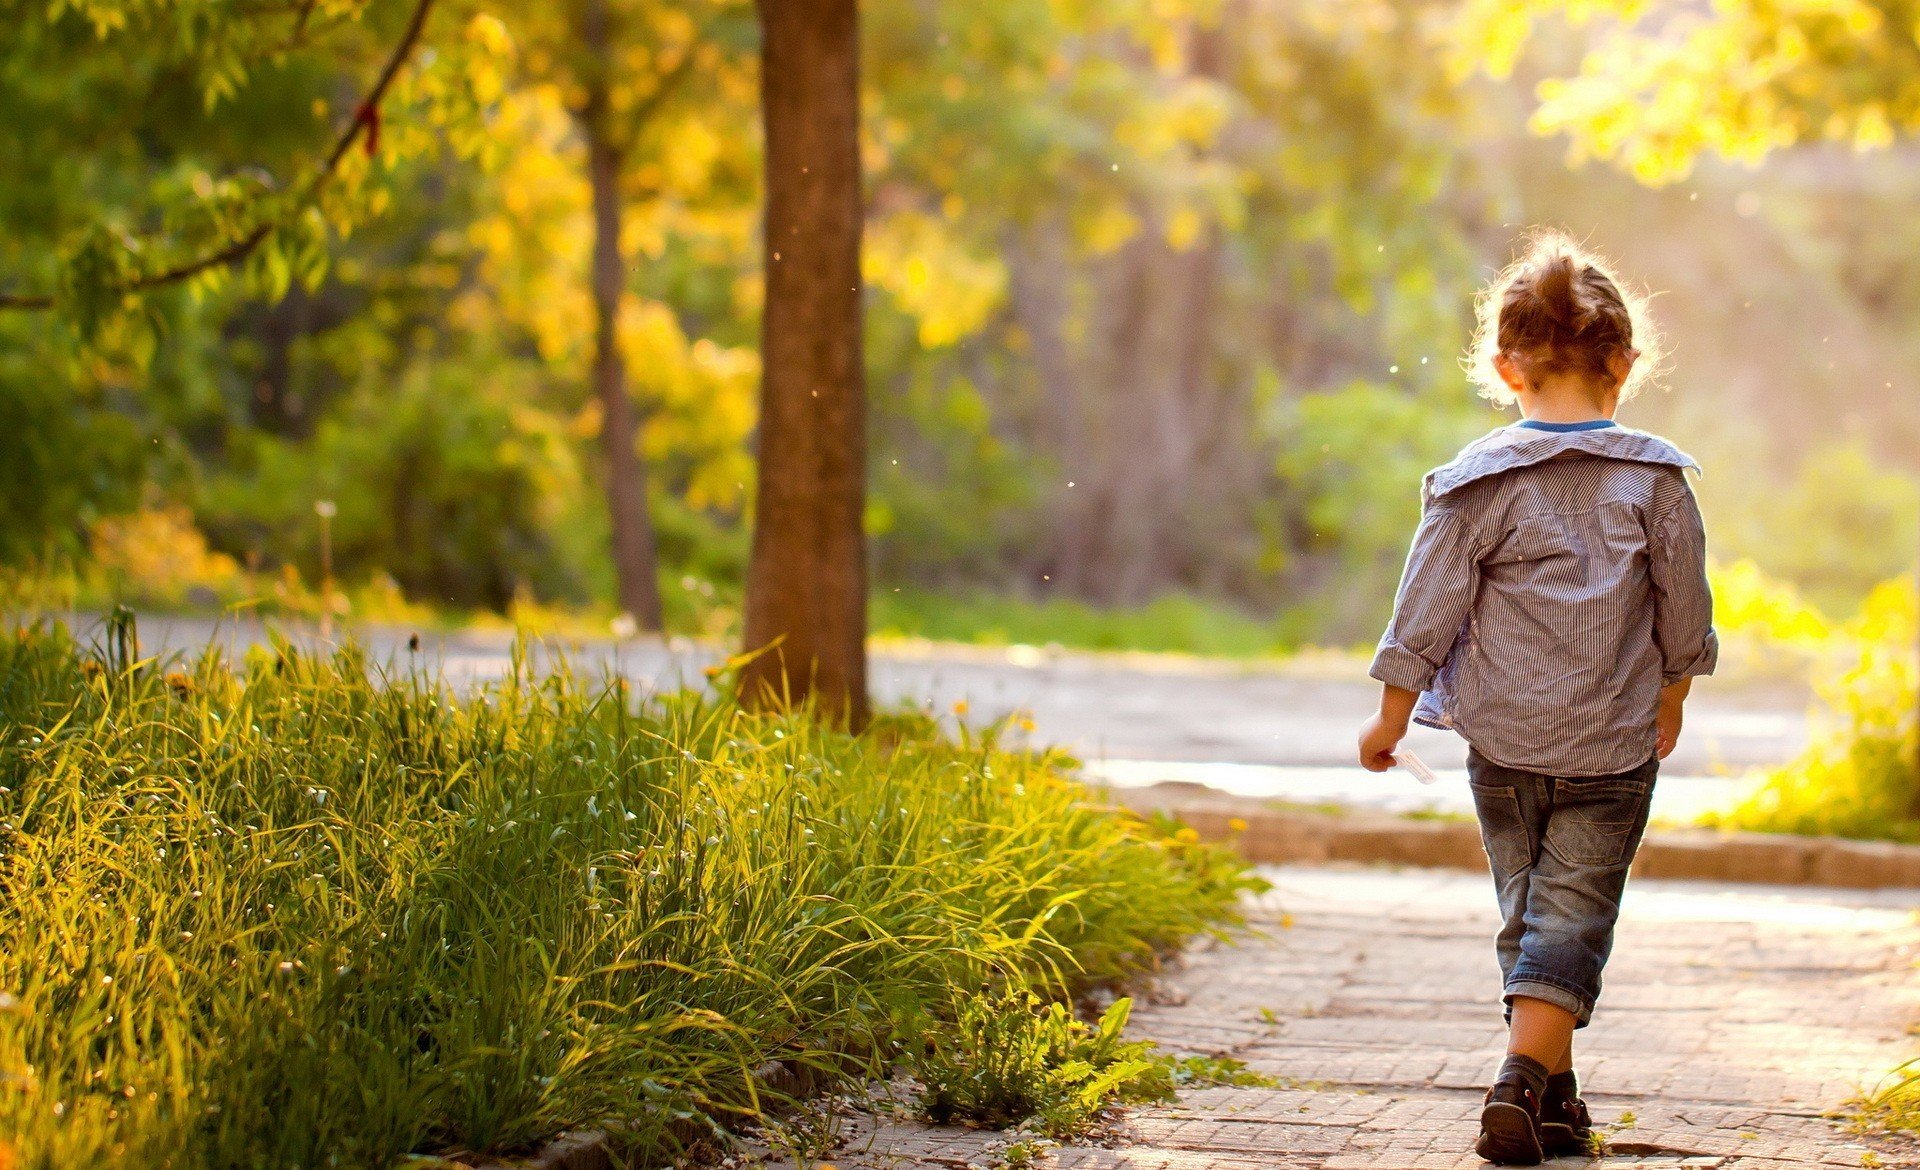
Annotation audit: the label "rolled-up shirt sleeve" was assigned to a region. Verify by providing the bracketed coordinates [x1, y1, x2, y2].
[1649, 477, 1718, 684]
[1369, 500, 1482, 693]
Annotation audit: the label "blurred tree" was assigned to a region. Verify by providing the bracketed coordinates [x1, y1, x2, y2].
[740, 0, 868, 727]
[0, 0, 505, 561]
[466, 0, 759, 629]
[488, 0, 752, 630]
[863, 0, 1481, 607]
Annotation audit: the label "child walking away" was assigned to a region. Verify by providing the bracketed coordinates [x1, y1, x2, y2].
[1356, 232, 1717, 1165]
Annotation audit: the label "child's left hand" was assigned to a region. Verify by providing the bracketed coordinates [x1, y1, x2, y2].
[1656, 700, 1683, 759]
[1656, 678, 1691, 759]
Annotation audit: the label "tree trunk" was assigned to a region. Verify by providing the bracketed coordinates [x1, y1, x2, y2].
[582, 0, 666, 632]
[739, 0, 869, 727]
[1004, 217, 1090, 592]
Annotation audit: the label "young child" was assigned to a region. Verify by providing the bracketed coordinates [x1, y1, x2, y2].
[1356, 232, 1716, 1165]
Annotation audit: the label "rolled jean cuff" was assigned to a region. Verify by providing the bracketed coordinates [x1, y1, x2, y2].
[1503, 978, 1594, 1028]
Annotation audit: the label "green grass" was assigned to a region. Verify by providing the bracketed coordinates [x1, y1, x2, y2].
[871, 589, 1315, 659]
[0, 620, 1258, 1168]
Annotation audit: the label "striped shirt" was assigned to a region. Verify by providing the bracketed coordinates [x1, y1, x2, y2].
[1370, 424, 1718, 776]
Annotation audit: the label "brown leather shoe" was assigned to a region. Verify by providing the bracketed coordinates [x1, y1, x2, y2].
[1540, 1084, 1595, 1157]
[1475, 1080, 1545, 1165]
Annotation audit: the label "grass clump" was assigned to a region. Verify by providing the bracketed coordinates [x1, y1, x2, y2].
[0, 621, 1258, 1168]
[1707, 578, 1918, 842]
[909, 989, 1275, 1139]
[1856, 1058, 1920, 1135]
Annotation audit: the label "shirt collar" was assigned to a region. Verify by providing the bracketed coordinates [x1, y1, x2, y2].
[1425, 425, 1700, 501]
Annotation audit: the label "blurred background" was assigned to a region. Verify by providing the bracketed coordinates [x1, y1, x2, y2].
[2, 0, 1915, 657]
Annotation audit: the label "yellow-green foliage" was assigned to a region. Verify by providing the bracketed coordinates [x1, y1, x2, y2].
[0, 623, 1257, 1168]
[910, 989, 1276, 1140]
[1707, 559, 1839, 682]
[1861, 1056, 1920, 1135]
[1710, 577, 1919, 842]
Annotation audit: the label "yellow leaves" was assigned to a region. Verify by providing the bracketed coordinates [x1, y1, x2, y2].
[1071, 199, 1140, 256]
[1712, 559, 1833, 648]
[1827, 0, 1884, 38]
[1113, 77, 1231, 159]
[1451, 0, 1538, 81]
[619, 301, 759, 511]
[660, 119, 723, 194]
[88, 506, 244, 606]
[462, 14, 516, 106]
[467, 13, 515, 58]
[1163, 205, 1205, 252]
[1851, 103, 1895, 150]
[863, 211, 1009, 348]
[1506, 0, 1918, 185]
[1140, 21, 1185, 75]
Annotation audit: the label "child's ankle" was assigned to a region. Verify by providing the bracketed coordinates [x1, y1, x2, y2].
[1497, 1053, 1551, 1097]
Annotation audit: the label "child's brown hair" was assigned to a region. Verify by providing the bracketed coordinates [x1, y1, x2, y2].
[1466, 230, 1662, 406]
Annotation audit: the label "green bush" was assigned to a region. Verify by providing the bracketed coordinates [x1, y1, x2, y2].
[0, 337, 150, 561]
[0, 622, 1258, 1168]
[1271, 381, 1494, 643]
[199, 361, 595, 610]
[1701, 439, 1920, 618]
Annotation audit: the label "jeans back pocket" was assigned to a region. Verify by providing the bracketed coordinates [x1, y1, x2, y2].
[1469, 779, 1536, 878]
[1543, 770, 1654, 868]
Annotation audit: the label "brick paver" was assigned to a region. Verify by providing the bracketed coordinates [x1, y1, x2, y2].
[755, 864, 1920, 1170]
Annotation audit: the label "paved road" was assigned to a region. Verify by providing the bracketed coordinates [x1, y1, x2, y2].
[86, 614, 1810, 781]
[763, 865, 1920, 1168]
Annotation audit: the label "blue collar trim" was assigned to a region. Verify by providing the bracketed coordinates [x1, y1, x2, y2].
[1514, 418, 1618, 433]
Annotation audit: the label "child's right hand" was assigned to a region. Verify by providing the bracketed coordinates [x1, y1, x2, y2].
[1357, 712, 1406, 772]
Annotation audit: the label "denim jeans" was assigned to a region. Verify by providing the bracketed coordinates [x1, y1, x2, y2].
[1466, 746, 1658, 1027]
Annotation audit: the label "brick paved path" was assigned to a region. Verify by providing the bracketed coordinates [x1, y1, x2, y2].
[778, 864, 1920, 1170]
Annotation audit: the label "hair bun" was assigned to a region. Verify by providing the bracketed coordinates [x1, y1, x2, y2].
[1471, 229, 1654, 405]
[1533, 253, 1579, 330]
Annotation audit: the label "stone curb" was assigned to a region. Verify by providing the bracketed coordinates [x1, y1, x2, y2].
[1111, 781, 1920, 889]
[467, 1130, 613, 1170]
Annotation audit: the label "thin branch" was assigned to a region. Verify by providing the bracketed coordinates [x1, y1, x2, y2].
[0, 0, 437, 311]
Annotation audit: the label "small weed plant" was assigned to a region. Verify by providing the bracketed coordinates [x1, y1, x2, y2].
[912, 991, 1160, 1138]
[910, 989, 1274, 1139]
[0, 622, 1259, 1167]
